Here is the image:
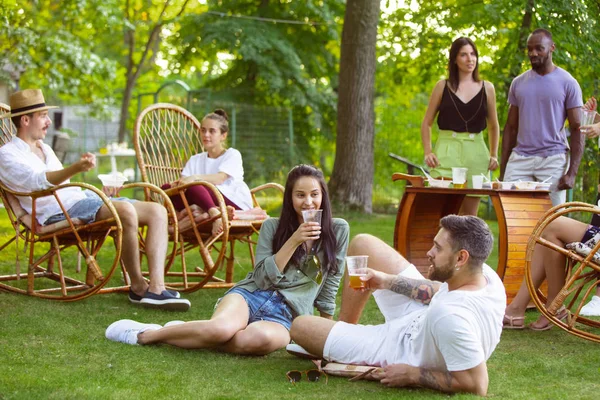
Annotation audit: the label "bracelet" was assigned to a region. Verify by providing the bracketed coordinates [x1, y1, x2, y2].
[490, 156, 498, 161]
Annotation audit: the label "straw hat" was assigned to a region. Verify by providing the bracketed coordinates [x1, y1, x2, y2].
[9, 89, 58, 117]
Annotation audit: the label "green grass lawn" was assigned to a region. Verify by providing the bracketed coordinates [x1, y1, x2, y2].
[1, 208, 599, 399]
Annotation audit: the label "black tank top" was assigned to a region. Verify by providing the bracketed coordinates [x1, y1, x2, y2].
[437, 81, 488, 133]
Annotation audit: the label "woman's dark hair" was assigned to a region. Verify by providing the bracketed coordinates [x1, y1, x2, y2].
[202, 109, 229, 134]
[447, 37, 480, 92]
[272, 164, 338, 275]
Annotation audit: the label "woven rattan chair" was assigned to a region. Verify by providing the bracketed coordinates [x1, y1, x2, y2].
[133, 103, 284, 292]
[0, 109, 123, 300]
[525, 202, 600, 343]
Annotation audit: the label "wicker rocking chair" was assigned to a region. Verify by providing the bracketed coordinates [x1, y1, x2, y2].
[133, 103, 284, 292]
[0, 108, 123, 300]
[525, 202, 600, 343]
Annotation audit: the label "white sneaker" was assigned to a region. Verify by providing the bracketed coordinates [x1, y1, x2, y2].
[164, 320, 186, 327]
[580, 296, 600, 316]
[286, 343, 318, 359]
[105, 319, 162, 345]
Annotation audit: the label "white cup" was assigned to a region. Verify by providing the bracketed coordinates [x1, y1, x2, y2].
[472, 175, 484, 189]
[98, 173, 128, 188]
[580, 108, 597, 127]
[451, 167, 468, 186]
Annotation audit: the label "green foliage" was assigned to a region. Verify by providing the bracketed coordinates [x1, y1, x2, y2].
[373, 0, 600, 202]
[1, 0, 121, 115]
[167, 1, 345, 173]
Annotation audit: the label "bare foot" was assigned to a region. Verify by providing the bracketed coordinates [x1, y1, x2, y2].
[208, 207, 224, 237]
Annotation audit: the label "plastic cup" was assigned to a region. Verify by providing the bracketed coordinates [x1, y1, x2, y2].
[98, 173, 128, 189]
[346, 255, 368, 289]
[580, 108, 597, 127]
[301, 209, 322, 225]
[472, 175, 484, 189]
[452, 167, 468, 188]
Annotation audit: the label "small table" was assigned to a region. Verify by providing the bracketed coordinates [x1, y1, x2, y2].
[392, 173, 553, 304]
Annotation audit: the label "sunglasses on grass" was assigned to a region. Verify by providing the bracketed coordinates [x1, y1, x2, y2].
[286, 369, 328, 384]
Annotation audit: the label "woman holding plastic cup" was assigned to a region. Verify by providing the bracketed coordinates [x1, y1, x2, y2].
[421, 37, 500, 215]
[106, 165, 349, 355]
[161, 109, 253, 236]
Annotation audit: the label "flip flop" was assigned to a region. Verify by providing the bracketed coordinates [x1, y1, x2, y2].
[502, 314, 525, 330]
[529, 307, 568, 331]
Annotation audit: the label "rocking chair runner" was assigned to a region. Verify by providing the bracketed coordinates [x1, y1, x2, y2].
[525, 202, 600, 343]
[133, 103, 284, 292]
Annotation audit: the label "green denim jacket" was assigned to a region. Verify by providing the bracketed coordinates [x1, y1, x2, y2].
[232, 217, 349, 317]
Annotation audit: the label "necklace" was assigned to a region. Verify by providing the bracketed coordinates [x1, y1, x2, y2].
[447, 83, 485, 132]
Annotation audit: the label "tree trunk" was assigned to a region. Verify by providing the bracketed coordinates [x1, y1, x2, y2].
[329, 0, 380, 213]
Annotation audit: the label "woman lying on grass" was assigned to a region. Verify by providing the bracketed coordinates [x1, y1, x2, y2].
[106, 164, 349, 355]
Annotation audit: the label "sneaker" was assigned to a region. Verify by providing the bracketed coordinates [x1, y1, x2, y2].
[105, 319, 162, 345]
[140, 290, 191, 311]
[286, 342, 318, 359]
[164, 320, 186, 327]
[129, 289, 181, 304]
[580, 295, 600, 316]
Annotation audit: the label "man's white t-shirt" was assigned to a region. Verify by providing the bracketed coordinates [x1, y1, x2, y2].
[181, 148, 252, 210]
[400, 264, 506, 371]
[326, 264, 506, 370]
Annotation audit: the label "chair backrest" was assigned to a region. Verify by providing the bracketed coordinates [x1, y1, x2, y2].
[134, 103, 206, 187]
[0, 103, 14, 146]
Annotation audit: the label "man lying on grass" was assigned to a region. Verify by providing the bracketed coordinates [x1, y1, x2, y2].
[291, 215, 505, 396]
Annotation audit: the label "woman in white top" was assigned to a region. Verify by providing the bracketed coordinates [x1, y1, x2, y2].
[162, 109, 252, 235]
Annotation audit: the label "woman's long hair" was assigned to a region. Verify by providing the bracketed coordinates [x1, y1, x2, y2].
[447, 37, 480, 92]
[272, 165, 338, 275]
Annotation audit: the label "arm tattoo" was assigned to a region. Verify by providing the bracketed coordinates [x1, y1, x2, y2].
[389, 276, 438, 304]
[418, 368, 453, 393]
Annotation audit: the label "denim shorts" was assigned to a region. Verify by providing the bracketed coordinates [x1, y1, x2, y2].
[44, 190, 104, 226]
[582, 225, 600, 243]
[221, 287, 293, 330]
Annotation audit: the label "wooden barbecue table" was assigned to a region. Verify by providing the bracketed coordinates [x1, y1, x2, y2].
[392, 173, 553, 304]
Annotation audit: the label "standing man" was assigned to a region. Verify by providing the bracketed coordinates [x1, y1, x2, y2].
[0, 89, 190, 311]
[290, 215, 505, 396]
[500, 28, 584, 206]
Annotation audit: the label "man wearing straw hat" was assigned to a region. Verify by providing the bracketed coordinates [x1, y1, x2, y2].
[0, 89, 190, 311]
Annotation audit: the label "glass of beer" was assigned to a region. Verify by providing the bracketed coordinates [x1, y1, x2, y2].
[452, 167, 468, 189]
[346, 255, 369, 289]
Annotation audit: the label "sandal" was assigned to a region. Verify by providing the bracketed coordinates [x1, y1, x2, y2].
[502, 314, 525, 330]
[529, 307, 568, 331]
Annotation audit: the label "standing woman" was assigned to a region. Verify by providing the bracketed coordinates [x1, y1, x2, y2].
[162, 109, 253, 236]
[106, 165, 350, 356]
[421, 37, 500, 216]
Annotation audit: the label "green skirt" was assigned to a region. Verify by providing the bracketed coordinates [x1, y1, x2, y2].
[430, 130, 490, 187]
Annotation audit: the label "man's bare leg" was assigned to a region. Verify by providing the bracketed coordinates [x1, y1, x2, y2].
[290, 315, 337, 358]
[131, 201, 168, 294]
[339, 234, 413, 323]
[96, 201, 150, 296]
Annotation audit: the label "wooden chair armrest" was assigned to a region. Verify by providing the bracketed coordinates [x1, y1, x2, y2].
[165, 180, 229, 224]
[391, 173, 424, 187]
[122, 182, 179, 242]
[251, 182, 284, 195]
[250, 182, 284, 210]
[1, 182, 122, 235]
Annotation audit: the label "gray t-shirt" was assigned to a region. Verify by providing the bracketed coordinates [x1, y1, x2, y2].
[508, 67, 582, 157]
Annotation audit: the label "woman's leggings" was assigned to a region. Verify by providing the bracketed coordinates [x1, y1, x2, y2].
[161, 183, 241, 212]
